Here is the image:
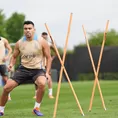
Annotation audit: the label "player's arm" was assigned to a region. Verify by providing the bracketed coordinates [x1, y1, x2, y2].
[8, 41, 20, 70]
[3, 39, 12, 61]
[50, 44, 57, 60]
[41, 39, 52, 74]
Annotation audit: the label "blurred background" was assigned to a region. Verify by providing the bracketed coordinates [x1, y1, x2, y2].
[0, 0, 118, 83]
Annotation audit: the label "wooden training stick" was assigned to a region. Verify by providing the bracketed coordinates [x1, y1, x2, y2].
[82, 20, 109, 111]
[52, 13, 73, 118]
[45, 14, 84, 118]
[88, 20, 109, 111]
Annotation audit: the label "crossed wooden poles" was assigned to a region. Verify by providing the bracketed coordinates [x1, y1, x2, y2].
[82, 20, 109, 111]
[45, 13, 84, 118]
[45, 13, 109, 117]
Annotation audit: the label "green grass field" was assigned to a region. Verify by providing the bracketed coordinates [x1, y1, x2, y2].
[0, 81, 118, 118]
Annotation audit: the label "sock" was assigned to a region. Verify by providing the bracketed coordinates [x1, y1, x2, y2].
[34, 102, 41, 109]
[48, 88, 52, 96]
[0, 106, 5, 113]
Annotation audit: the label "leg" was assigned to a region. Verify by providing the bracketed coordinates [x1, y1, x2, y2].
[3, 75, 12, 101]
[33, 84, 38, 99]
[0, 79, 18, 106]
[47, 74, 52, 89]
[33, 75, 46, 116]
[1, 65, 12, 101]
[2, 76, 8, 84]
[35, 76, 46, 103]
[0, 79, 18, 116]
[47, 75, 54, 99]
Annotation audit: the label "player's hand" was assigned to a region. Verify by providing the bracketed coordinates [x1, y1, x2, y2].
[8, 64, 13, 72]
[46, 72, 50, 79]
[2, 56, 9, 62]
[46, 72, 51, 82]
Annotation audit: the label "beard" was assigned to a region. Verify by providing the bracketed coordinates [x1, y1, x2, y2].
[26, 32, 32, 38]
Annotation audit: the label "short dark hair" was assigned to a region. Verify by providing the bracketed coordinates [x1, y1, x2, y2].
[23, 21, 34, 26]
[42, 32, 48, 35]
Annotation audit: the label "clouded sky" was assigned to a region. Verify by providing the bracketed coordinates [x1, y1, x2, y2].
[0, 0, 117, 49]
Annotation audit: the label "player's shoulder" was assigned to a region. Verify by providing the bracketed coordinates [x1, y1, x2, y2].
[19, 36, 26, 42]
[38, 36, 44, 41]
[15, 38, 23, 48]
[38, 37, 46, 43]
[1, 37, 8, 42]
[17, 36, 26, 45]
[38, 37, 50, 48]
[47, 40, 52, 47]
[0, 37, 10, 46]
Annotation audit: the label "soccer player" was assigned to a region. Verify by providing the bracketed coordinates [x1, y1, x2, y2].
[33, 32, 55, 99]
[0, 36, 12, 100]
[0, 21, 52, 116]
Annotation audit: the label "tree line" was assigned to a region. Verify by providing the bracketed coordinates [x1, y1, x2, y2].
[1, 9, 118, 47]
[0, 9, 25, 43]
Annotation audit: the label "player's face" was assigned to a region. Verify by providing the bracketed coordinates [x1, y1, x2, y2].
[42, 35, 48, 40]
[24, 24, 35, 38]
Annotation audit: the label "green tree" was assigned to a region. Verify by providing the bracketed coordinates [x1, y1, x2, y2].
[5, 12, 25, 43]
[0, 9, 6, 37]
[78, 29, 118, 47]
[88, 29, 118, 46]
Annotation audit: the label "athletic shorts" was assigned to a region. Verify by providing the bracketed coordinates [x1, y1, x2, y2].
[12, 65, 46, 85]
[0, 65, 8, 76]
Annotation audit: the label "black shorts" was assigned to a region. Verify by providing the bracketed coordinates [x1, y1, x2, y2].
[0, 65, 8, 76]
[12, 65, 46, 85]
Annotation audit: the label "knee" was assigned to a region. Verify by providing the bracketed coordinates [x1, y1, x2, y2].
[39, 81, 46, 88]
[37, 81, 46, 90]
[35, 77, 46, 89]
